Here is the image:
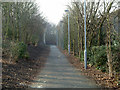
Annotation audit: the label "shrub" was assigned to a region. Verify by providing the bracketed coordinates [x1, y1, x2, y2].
[111, 44, 120, 73]
[10, 42, 29, 62]
[87, 45, 108, 72]
[86, 44, 120, 73]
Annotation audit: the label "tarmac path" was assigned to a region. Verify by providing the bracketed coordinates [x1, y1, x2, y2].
[29, 45, 99, 88]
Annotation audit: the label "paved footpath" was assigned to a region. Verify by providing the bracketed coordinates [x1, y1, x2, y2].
[29, 46, 99, 88]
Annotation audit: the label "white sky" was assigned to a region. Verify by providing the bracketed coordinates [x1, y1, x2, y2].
[35, 0, 118, 25]
[36, 0, 71, 25]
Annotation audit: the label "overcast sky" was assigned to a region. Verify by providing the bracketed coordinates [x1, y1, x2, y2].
[36, 0, 71, 25]
[35, 0, 118, 25]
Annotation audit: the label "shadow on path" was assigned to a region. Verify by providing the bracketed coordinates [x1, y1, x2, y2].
[29, 45, 99, 88]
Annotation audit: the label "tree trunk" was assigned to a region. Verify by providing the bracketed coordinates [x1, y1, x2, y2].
[106, 15, 113, 78]
[106, 42, 113, 77]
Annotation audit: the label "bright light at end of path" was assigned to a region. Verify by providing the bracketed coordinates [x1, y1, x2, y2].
[35, 0, 71, 25]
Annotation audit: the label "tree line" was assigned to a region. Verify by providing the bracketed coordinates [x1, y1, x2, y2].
[58, 0, 120, 78]
[2, 1, 47, 61]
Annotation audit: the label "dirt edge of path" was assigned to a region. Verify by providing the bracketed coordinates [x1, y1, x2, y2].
[58, 47, 119, 89]
[2, 45, 50, 88]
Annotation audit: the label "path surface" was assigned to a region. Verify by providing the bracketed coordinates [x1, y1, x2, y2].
[29, 46, 99, 88]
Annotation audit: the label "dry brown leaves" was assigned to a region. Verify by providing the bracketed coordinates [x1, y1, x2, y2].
[61, 49, 119, 89]
[2, 45, 50, 88]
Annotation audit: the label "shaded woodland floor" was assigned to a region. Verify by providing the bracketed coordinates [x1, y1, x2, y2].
[2, 45, 50, 88]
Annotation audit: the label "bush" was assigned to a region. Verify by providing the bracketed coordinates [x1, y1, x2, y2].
[86, 44, 120, 73]
[111, 44, 120, 73]
[10, 42, 29, 62]
[87, 45, 108, 72]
